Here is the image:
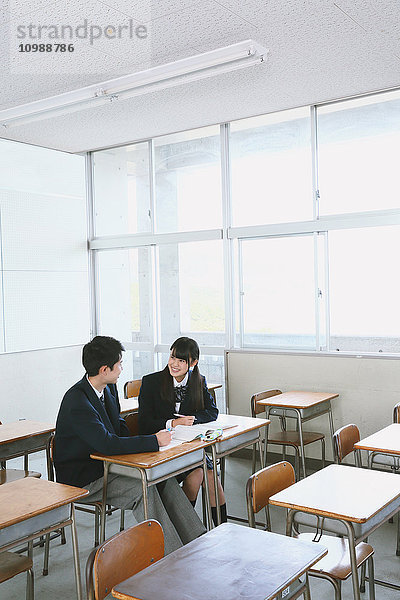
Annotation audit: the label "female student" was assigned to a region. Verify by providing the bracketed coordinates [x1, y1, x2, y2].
[138, 336, 227, 525]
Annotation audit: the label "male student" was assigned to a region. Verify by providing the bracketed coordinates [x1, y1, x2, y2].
[54, 335, 205, 553]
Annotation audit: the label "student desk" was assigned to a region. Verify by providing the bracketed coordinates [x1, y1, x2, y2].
[112, 522, 326, 600]
[256, 391, 338, 477]
[354, 423, 400, 467]
[208, 413, 270, 524]
[0, 477, 88, 600]
[119, 383, 223, 416]
[269, 464, 400, 600]
[0, 420, 55, 476]
[91, 437, 216, 542]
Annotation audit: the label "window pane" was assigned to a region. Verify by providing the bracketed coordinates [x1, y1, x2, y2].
[241, 236, 315, 348]
[230, 108, 313, 226]
[97, 248, 152, 343]
[159, 240, 225, 345]
[93, 143, 151, 236]
[118, 350, 155, 391]
[318, 90, 400, 215]
[154, 127, 222, 233]
[329, 226, 400, 353]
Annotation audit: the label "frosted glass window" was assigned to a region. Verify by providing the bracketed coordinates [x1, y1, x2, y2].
[93, 143, 151, 236]
[241, 236, 316, 348]
[158, 240, 225, 345]
[154, 127, 222, 233]
[318, 91, 400, 215]
[329, 226, 400, 353]
[97, 248, 153, 344]
[230, 108, 313, 226]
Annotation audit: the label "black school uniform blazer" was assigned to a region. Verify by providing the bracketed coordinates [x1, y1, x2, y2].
[54, 375, 158, 488]
[138, 370, 218, 435]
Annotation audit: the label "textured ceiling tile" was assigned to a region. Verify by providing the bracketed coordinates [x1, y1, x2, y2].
[97, 0, 198, 23]
[335, 0, 400, 58]
[150, 0, 257, 53]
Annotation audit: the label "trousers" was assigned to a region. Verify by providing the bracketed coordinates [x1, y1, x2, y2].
[85, 473, 206, 554]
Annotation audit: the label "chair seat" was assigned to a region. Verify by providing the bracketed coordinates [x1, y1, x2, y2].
[0, 469, 41, 484]
[267, 431, 324, 447]
[0, 552, 33, 583]
[298, 533, 373, 580]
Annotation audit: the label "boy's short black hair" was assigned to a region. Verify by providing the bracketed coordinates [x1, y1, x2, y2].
[82, 336, 125, 377]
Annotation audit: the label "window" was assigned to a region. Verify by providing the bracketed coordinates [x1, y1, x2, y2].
[318, 91, 400, 215]
[154, 127, 222, 233]
[230, 108, 312, 226]
[93, 142, 151, 236]
[240, 236, 316, 348]
[158, 240, 225, 345]
[91, 88, 400, 358]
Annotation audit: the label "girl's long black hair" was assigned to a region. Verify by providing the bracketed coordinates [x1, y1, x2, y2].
[161, 337, 204, 411]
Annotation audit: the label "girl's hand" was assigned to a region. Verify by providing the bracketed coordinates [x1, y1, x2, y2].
[155, 429, 172, 446]
[172, 415, 195, 427]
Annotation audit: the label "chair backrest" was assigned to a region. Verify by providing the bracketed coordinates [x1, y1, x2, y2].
[86, 520, 164, 600]
[246, 461, 295, 527]
[250, 390, 282, 417]
[333, 424, 360, 463]
[393, 402, 400, 424]
[124, 379, 142, 399]
[124, 412, 139, 436]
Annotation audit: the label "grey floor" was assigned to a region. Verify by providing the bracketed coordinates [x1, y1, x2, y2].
[2, 452, 399, 599]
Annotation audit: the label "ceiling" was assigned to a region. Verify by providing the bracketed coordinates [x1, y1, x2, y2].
[1, 0, 399, 153]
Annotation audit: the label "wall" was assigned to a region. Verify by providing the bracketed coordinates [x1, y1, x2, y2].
[226, 350, 400, 461]
[0, 345, 83, 423]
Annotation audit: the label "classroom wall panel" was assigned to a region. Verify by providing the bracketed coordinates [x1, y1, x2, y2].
[3, 271, 90, 352]
[0, 345, 83, 423]
[226, 350, 400, 461]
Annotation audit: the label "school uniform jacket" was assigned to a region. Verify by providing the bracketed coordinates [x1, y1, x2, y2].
[54, 376, 158, 488]
[138, 370, 218, 435]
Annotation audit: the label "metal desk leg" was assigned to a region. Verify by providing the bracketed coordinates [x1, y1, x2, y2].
[343, 521, 361, 600]
[264, 408, 272, 467]
[100, 462, 110, 544]
[328, 403, 335, 456]
[139, 469, 149, 520]
[70, 504, 83, 600]
[210, 445, 221, 526]
[303, 574, 311, 600]
[294, 409, 307, 479]
[202, 452, 212, 530]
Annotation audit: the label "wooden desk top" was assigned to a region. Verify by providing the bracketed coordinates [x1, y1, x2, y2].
[215, 413, 270, 442]
[0, 478, 88, 529]
[257, 390, 339, 409]
[112, 523, 326, 600]
[119, 384, 222, 415]
[270, 464, 400, 523]
[0, 420, 55, 445]
[355, 424, 400, 456]
[91, 437, 215, 469]
[91, 414, 269, 469]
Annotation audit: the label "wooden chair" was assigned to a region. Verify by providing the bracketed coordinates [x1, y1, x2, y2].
[123, 379, 141, 399]
[85, 519, 164, 600]
[246, 462, 375, 600]
[0, 552, 34, 600]
[251, 390, 325, 478]
[332, 424, 362, 467]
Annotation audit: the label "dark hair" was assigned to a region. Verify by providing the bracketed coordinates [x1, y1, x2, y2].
[161, 337, 203, 411]
[82, 336, 125, 377]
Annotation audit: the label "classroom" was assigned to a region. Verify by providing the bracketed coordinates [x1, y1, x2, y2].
[1, 1, 400, 599]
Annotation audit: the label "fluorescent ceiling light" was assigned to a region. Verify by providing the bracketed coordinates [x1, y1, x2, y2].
[1, 40, 268, 128]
